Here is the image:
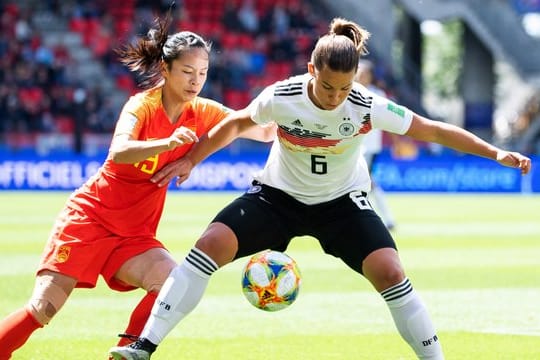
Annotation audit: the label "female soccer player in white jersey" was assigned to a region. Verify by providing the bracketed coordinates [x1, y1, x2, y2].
[110, 18, 531, 360]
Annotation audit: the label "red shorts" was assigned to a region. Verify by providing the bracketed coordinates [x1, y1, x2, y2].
[38, 206, 166, 291]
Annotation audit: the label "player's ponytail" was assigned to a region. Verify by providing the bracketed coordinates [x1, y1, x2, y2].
[311, 17, 370, 73]
[116, 10, 211, 89]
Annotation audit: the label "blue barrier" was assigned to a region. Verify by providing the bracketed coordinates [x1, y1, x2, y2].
[371, 154, 539, 193]
[0, 150, 537, 193]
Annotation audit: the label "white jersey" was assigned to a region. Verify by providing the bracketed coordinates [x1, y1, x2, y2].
[249, 73, 413, 204]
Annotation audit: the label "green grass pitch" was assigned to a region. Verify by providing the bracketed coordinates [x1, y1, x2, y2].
[0, 191, 539, 359]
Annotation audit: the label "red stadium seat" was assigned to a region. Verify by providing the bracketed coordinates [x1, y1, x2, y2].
[55, 116, 75, 133]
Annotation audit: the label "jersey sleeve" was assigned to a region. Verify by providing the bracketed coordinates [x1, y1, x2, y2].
[248, 85, 275, 125]
[112, 93, 150, 139]
[370, 94, 414, 135]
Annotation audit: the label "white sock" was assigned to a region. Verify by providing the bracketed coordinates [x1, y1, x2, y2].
[371, 185, 395, 227]
[382, 278, 444, 359]
[141, 248, 218, 344]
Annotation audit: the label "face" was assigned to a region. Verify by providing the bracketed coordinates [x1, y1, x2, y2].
[308, 63, 356, 110]
[162, 47, 209, 103]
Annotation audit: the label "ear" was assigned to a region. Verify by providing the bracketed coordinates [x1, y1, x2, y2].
[307, 62, 315, 76]
[160, 60, 168, 77]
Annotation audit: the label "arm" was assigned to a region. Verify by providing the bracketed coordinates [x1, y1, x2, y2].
[188, 108, 260, 165]
[240, 121, 277, 142]
[150, 108, 262, 187]
[109, 114, 198, 164]
[405, 114, 531, 174]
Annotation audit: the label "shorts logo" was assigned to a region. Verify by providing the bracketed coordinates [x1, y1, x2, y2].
[338, 122, 355, 137]
[247, 185, 262, 194]
[56, 245, 71, 263]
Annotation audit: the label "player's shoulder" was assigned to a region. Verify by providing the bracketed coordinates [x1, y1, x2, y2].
[272, 73, 308, 98]
[347, 83, 375, 110]
[123, 87, 162, 116]
[190, 96, 232, 116]
[191, 96, 227, 110]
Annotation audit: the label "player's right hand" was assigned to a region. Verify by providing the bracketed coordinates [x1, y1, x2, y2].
[167, 126, 199, 150]
[496, 150, 532, 175]
[151, 156, 195, 187]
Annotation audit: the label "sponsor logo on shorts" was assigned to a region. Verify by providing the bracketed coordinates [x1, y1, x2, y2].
[247, 185, 262, 194]
[56, 245, 71, 263]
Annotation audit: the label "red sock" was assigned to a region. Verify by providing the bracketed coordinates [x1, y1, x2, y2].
[0, 307, 43, 359]
[116, 292, 157, 346]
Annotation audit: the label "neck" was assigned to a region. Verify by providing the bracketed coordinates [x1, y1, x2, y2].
[307, 78, 323, 109]
[161, 88, 187, 124]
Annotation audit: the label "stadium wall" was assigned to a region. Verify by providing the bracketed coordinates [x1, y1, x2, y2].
[0, 151, 538, 193]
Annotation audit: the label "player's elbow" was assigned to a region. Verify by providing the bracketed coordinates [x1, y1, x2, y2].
[109, 145, 133, 164]
[110, 151, 130, 164]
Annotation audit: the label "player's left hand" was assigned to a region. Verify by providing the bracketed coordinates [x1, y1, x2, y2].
[151, 157, 195, 187]
[496, 150, 532, 175]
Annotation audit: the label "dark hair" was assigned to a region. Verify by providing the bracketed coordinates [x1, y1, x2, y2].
[116, 13, 211, 89]
[311, 18, 370, 73]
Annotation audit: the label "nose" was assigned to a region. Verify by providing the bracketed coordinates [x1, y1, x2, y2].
[328, 91, 340, 104]
[190, 73, 203, 86]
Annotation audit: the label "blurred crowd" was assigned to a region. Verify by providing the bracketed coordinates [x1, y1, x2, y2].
[0, 0, 332, 152]
[1, 0, 538, 155]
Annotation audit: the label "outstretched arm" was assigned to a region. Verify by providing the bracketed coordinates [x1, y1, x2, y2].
[189, 108, 263, 165]
[151, 108, 268, 187]
[405, 114, 531, 174]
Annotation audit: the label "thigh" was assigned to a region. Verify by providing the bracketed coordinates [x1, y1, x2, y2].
[38, 207, 117, 288]
[211, 184, 298, 260]
[103, 237, 170, 291]
[314, 191, 397, 274]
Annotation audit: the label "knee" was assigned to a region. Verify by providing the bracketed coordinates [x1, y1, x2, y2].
[362, 248, 405, 292]
[27, 300, 58, 326]
[369, 268, 405, 293]
[27, 276, 72, 325]
[141, 259, 176, 293]
[376, 267, 406, 290]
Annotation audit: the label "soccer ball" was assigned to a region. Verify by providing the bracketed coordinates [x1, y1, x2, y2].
[241, 250, 301, 312]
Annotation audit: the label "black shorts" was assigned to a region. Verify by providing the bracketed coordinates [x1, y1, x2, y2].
[211, 182, 397, 274]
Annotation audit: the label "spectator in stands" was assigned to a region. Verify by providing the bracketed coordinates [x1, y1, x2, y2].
[222, 0, 245, 33]
[268, 2, 290, 37]
[110, 17, 531, 360]
[237, 0, 259, 35]
[0, 12, 274, 359]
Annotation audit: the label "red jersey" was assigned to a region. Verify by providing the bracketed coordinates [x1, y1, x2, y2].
[66, 87, 230, 237]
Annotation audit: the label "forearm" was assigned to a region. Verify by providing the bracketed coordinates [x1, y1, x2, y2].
[110, 138, 172, 164]
[407, 115, 500, 160]
[433, 122, 500, 160]
[187, 120, 241, 166]
[186, 109, 257, 166]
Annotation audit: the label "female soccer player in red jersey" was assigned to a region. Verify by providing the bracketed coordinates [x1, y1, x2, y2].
[0, 13, 274, 360]
[111, 17, 531, 360]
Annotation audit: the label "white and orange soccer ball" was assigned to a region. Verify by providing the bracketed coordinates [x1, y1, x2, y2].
[241, 250, 301, 312]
